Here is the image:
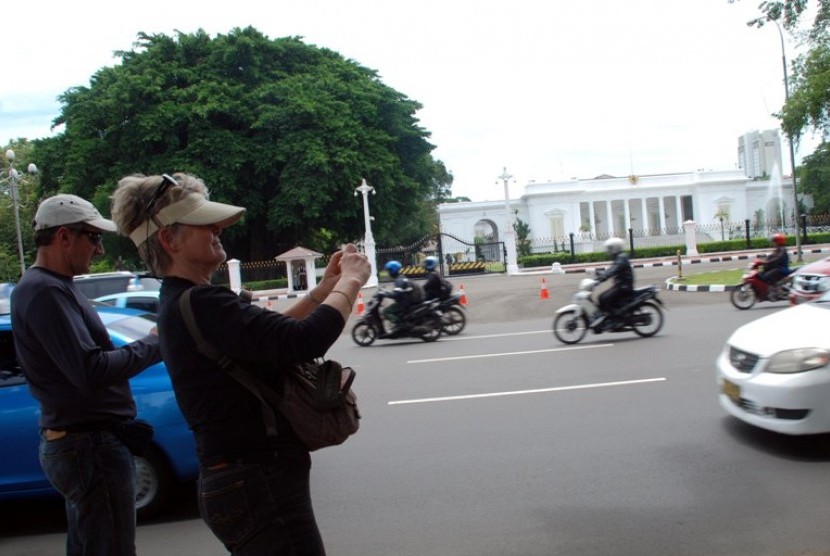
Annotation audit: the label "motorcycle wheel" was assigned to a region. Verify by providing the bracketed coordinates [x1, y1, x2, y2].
[351, 322, 379, 346]
[420, 317, 443, 342]
[552, 310, 588, 344]
[441, 307, 467, 336]
[631, 301, 664, 337]
[730, 285, 757, 310]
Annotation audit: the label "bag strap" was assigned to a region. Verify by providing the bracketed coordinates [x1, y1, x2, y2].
[178, 288, 281, 437]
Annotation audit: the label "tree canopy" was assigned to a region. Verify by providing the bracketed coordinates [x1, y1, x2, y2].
[0, 140, 39, 282]
[736, 1, 830, 140]
[34, 27, 453, 265]
[797, 140, 830, 210]
[739, 1, 830, 36]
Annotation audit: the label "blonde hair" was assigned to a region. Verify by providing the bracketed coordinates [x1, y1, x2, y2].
[111, 173, 209, 275]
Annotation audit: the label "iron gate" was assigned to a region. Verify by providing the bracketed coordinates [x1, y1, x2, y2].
[377, 233, 506, 281]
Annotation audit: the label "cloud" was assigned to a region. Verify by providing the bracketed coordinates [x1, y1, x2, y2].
[1, 0, 820, 201]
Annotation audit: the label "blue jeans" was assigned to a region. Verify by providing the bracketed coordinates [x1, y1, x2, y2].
[40, 430, 136, 556]
[198, 453, 325, 556]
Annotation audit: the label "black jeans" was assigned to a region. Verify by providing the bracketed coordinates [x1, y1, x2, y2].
[40, 430, 136, 556]
[760, 268, 789, 284]
[198, 451, 325, 556]
[599, 287, 632, 314]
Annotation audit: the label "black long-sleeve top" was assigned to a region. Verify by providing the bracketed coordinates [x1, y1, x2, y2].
[10, 267, 161, 429]
[597, 252, 634, 290]
[764, 245, 790, 270]
[158, 277, 345, 465]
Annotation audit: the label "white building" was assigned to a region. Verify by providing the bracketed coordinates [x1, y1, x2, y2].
[438, 131, 803, 257]
[738, 129, 783, 179]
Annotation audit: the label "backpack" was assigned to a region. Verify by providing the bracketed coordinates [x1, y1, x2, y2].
[179, 289, 360, 451]
[438, 278, 453, 300]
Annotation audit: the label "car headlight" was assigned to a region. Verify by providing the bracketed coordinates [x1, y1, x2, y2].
[765, 348, 830, 373]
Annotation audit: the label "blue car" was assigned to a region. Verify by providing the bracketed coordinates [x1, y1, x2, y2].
[0, 306, 198, 518]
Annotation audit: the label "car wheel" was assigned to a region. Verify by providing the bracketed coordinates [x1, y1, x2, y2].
[135, 448, 174, 520]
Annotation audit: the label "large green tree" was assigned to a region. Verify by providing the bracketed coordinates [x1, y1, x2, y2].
[739, 1, 830, 35]
[0, 140, 40, 282]
[736, 1, 830, 139]
[797, 140, 830, 210]
[735, 1, 830, 215]
[34, 27, 453, 264]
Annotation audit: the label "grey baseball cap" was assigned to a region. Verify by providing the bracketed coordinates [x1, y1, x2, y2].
[34, 194, 117, 232]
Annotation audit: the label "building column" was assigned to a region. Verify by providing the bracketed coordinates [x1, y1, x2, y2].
[623, 199, 631, 232]
[675, 195, 683, 223]
[658, 196, 666, 231]
[588, 201, 596, 238]
[640, 198, 648, 231]
[605, 200, 614, 236]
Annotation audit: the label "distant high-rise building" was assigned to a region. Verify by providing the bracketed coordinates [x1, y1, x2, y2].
[737, 129, 783, 179]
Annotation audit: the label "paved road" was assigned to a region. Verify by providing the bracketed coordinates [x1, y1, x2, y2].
[3, 252, 829, 555]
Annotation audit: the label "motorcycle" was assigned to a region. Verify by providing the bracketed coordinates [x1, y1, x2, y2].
[730, 259, 793, 310]
[434, 293, 466, 336]
[351, 289, 444, 346]
[552, 278, 665, 344]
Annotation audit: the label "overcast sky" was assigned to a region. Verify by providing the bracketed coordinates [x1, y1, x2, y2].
[1, 0, 822, 202]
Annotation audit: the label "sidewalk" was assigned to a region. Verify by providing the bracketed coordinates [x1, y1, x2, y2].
[516, 244, 830, 290]
[249, 244, 830, 304]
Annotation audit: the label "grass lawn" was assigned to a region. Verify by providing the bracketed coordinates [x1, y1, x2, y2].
[673, 269, 745, 286]
[674, 264, 804, 286]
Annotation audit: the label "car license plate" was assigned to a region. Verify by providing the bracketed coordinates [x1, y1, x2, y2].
[721, 379, 740, 403]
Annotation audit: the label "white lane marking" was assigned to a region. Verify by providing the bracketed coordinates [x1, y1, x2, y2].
[441, 330, 551, 341]
[407, 343, 614, 364]
[388, 377, 667, 406]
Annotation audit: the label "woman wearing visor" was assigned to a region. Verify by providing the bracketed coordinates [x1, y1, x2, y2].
[111, 173, 371, 555]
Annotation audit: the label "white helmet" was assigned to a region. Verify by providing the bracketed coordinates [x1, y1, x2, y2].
[603, 237, 625, 255]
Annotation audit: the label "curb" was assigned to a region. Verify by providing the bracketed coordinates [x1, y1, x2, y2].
[663, 281, 739, 292]
[661, 246, 830, 292]
[249, 246, 830, 301]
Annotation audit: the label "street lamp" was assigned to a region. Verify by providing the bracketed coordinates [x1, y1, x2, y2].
[1, 150, 38, 277]
[496, 167, 519, 275]
[748, 16, 802, 262]
[354, 178, 378, 287]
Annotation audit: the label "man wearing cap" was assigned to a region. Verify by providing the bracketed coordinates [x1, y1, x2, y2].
[10, 194, 161, 556]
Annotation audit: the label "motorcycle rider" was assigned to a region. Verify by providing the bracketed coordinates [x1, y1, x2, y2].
[759, 233, 791, 288]
[422, 256, 452, 301]
[381, 260, 422, 333]
[591, 237, 634, 328]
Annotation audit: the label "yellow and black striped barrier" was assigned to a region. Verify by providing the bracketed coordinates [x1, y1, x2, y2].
[448, 262, 486, 275]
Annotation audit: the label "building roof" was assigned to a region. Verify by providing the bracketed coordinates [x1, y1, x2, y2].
[275, 246, 324, 261]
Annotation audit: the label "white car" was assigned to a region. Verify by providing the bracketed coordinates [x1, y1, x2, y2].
[717, 290, 830, 435]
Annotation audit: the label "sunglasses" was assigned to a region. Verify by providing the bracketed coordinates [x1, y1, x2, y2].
[66, 226, 103, 246]
[147, 174, 178, 216]
[144, 173, 179, 247]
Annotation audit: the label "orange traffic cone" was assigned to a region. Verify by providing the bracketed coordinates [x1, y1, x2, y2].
[459, 283, 468, 306]
[539, 277, 550, 299]
[356, 292, 365, 315]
